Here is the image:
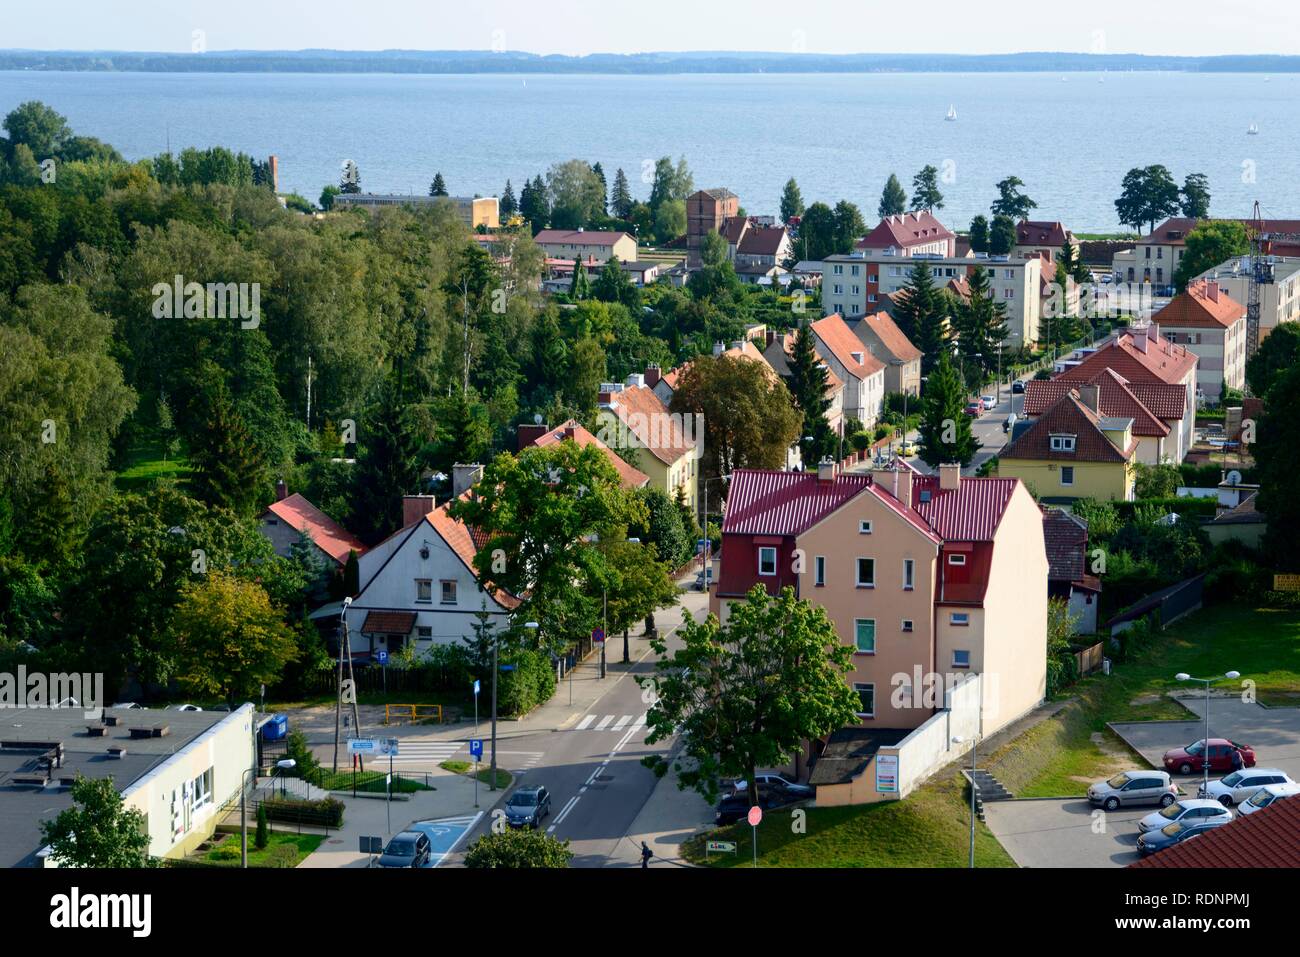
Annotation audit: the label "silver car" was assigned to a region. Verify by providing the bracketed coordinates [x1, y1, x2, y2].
[1136, 798, 1232, 834]
[1198, 768, 1294, 806]
[1238, 782, 1300, 816]
[1087, 770, 1177, 811]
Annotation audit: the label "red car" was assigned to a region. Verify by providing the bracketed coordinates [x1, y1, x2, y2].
[1162, 738, 1256, 775]
[964, 402, 981, 417]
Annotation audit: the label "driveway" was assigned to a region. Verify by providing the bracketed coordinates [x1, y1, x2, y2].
[983, 799, 1148, 868]
[1110, 696, 1300, 782]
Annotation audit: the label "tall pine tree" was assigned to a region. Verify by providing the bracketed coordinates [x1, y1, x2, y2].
[893, 260, 948, 376]
[188, 382, 267, 516]
[780, 178, 805, 224]
[610, 168, 633, 219]
[591, 162, 608, 214]
[429, 172, 449, 196]
[918, 352, 978, 468]
[786, 324, 835, 467]
[500, 179, 517, 218]
[878, 174, 907, 218]
[951, 265, 1008, 389]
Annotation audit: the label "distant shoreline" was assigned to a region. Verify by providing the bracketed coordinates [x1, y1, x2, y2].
[2, 50, 1298, 75]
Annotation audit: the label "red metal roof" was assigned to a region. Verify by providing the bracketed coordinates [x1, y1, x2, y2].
[856, 211, 954, 251]
[1128, 794, 1300, 868]
[911, 475, 1018, 542]
[722, 470, 873, 536]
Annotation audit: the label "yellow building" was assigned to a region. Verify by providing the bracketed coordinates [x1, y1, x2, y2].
[999, 386, 1138, 502]
[595, 377, 700, 513]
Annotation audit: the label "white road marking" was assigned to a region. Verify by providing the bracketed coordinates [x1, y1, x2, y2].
[553, 795, 580, 825]
[575, 714, 596, 730]
[633, 712, 646, 729]
[612, 714, 632, 730]
[594, 715, 614, 730]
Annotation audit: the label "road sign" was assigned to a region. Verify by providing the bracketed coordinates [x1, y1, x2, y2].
[347, 737, 377, 755]
[473, 679, 481, 695]
[747, 805, 763, 827]
[469, 739, 483, 759]
[592, 627, 605, 644]
[376, 650, 389, 665]
[360, 835, 383, 854]
[706, 840, 737, 854]
[499, 664, 516, 672]
[1275, 574, 1300, 592]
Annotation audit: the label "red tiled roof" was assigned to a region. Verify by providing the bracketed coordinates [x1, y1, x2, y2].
[1042, 507, 1088, 582]
[605, 384, 696, 465]
[426, 494, 521, 610]
[360, 610, 416, 634]
[737, 226, 789, 258]
[947, 277, 971, 302]
[911, 475, 1018, 542]
[1153, 280, 1245, 329]
[851, 310, 922, 363]
[720, 217, 748, 245]
[1128, 795, 1300, 868]
[533, 229, 633, 246]
[1024, 369, 1171, 437]
[811, 314, 886, 381]
[1001, 391, 1136, 464]
[1016, 220, 1071, 247]
[528, 419, 650, 490]
[856, 211, 954, 251]
[266, 493, 367, 565]
[1055, 327, 1196, 387]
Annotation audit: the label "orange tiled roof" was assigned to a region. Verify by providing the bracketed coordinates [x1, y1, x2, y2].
[852, 310, 922, 363]
[605, 384, 697, 465]
[266, 493, 366, 565]
[811, 314, 886, 381]
[1153, 280, 1246, 329]
[426, 494, 521, 610]
[1002, 391, 1138, 464]
[529, 419, 650, 490]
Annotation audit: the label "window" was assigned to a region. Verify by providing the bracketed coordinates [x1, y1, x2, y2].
[192, 768, 213, 810]
[901, 619, 914, 633]
[833, 264, 843, 275]
[852, 285, 860, 295]
[868, 293, 877, 303]
[903, 558, 915, 589]
[853, 683, 875, 718]
[1060, 466, 1075, 486]
[950, 612, 970, 626]
[1004, 269, 1015, 280]
[948, 553, 966, 566]
[1003, 288, 1015, 299]
[953, 650, 971, 668]
[440, 580, 457, 604]
[758, 547, 777, 576]
[415, 579, 432, 602]
[814, 556, 826, 587]
[417, 626, 433, 641]
[851, 264, 860, 276]
[859, 520, 873, 534]
[833, 283, 843, 295]
[856, 558, 875, 587]
[854, 619, 876, 653]
[1049, 435, 1076, 452]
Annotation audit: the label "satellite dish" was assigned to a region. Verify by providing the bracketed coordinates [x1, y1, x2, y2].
[533, 413, 543, 425]
[1226, 470, 1243, 486]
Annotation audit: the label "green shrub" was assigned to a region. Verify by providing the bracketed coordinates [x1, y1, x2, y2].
[266, 843, 300, 868]
[464, 828, 573, 868]
[255, 803, 269, 849]
[284, 730, 320, 779]
[208, 841, 240, 862]
[262, 796, 344, 828]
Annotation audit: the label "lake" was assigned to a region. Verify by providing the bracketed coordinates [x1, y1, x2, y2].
[1, 70, 1295, 232]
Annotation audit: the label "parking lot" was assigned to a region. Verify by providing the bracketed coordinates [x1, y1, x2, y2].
[985, 697, 1300, 867]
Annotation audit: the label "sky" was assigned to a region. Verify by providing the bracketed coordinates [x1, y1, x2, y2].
[3, 0, 1298, 58]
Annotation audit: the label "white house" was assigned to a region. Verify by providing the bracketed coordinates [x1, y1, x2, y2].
[342, 494, 519, 658]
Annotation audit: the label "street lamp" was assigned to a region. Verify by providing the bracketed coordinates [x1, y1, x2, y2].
[492, 620, 538, 791]
[952, 735, 977, 868]
[239, 766, 258, 868]
[1175, 670, 1241, 796]
[623, 538, 640, 665]
[272, 758, 296, 798]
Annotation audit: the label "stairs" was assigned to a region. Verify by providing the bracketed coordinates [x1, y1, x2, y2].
[254, 776, 330, 802]
[964, 769, 1013, 821]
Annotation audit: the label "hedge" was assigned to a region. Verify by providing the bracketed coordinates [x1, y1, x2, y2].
[262, 796, 345, 828]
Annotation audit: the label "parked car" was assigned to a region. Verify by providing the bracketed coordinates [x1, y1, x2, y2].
[1136, 798, 1232, 834]
[1136, 817, 1229, 856]
[1011, 380, 1026, 395]
[377, 830, 431, 868]
[1237, 782, 1300, 816]
[1163, 738, 1255, 775]
[980, 395, 996, 410]
[729, 774, 814, 799]
[693, 567, 714, 591]
[1198, 768, 1294, 806]
[504, 785, 551, 829]
[715, 783, 803, 826]
[900, 439, 919, 458]
[964, 402, 981, 417]
[169, 704, 203, 712]
[1087, 770, 1178, 811]
[111, 702, 145, 710]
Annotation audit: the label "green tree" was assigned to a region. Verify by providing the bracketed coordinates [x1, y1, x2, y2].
[255, 803, 270, 849]
[1056, 237, 1091, 284]
[640, 584, 861, 806]
[780, 177, 805, 223]
[893, 259, 947, 375]
[40, 775, 154, 868]
[1046, 597, 1080, 695]
[648, 155, 693, 214]
[591, 161, 607, 213]
[351, 379, 427, 540]
[569, 259, 591, 299]
[499, 179, 517, 218]
[989, 214, 1017, 256]
[1246, 321, 1300, 398]
[786, 322, 834, 465]
[1173, 220, 1249, 290]
[1251, 363, 1300, 567]
[1180, 172, 1211, 218]
[2, 100, 73, 161]
[519, 175, 550, 230]
[831, 200, 866, 254]
[951, 265, 1008, 387]
[187, 381, 268, 516]
[918, 352, 978, 467]
[1133, 462, 1182, 499]
[319, 184, 339, 210]
[593, 256, 640, 310]
[610, 167, 634, 219]
[429, 172, 448, 196]
[653, 198, 686, 244]
[991, 175, 1037, 220]
[464, 828, 573, 868]
[546, 159, 606, 229]
[1114, 165, 1181, 233]
[969, 215, 989, 253]
[631, 486, 692, 569]
[796, 201, 837, 262]
[910, 164, 944, 213]
[878, 173, 907, 218]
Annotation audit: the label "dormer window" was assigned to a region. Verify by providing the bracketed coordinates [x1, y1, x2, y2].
[1049, 434, 1077, 453]
[852, 352, 864, 365]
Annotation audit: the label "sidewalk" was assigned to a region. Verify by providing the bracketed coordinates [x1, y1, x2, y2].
[607, 753, 714, 868]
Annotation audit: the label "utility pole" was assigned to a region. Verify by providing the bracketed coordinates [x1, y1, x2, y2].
[305, 355, 312, 429]
[490, 629, 499, 790]
[332, 599, 363, 774]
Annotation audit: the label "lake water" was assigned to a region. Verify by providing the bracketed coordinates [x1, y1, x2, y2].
[1, 70, 1295, 232]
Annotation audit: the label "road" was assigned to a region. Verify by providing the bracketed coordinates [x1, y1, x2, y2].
[895, 378, 1027, 476]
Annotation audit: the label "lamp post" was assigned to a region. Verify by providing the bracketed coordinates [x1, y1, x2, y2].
[1176, 670, 1241, 796]
[623, 538, 640, 665]
[952, 735, 977, 868]
[271, 757, 296, 799]
[492, 619, 538, 791]
[239, 766, 258, 868]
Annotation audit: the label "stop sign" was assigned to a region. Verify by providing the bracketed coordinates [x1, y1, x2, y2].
[747, 805, 763, 827]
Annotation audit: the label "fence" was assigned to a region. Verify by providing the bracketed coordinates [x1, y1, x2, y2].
[1073, 640, 1106, 676]
[1106, 573, 1206, 635]
[383, 703, 443, 725]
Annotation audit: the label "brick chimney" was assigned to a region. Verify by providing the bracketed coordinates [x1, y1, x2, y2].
[1078, 384, 1100, 413]
[871, 466, 914, 510]
[817, 458, 837, 484]
[268, 154, 279, 192]
[517, 422, 549, 450]
[644, 365, 661, 388]
[275, 478, 289, 501]
[402, 495, 438, 528]
[765, 328, 776, 347]
[452, 463, 484, 497]
[938, 463, 961, 491]
[1205, 281, 1219, 302]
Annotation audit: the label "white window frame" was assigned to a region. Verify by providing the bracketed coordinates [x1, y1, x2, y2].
[416, 626, 433, 641]
[859, 520, 873, 534]
[758, 547, 778, 577]
[903, 558, 914, 590]
[415, 579, 433, 603]
[814, 555, 826, 587]
[950, 612, 970, 626]
[853, 683, 875, 718]
[854, 618, 876, 654]
[440, 579, 457, 604]
[952, 649, 972, 669]
[1050, 434, 1077, 452]
[901, 619, 914, 633]
[948, 553, 966, 566]
[856, 557, 875, 588]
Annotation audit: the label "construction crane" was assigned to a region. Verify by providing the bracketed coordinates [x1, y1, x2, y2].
[1245, 201, 1300, 373]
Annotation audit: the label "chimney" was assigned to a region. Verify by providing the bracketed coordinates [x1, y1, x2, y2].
[1133, 334, 1148, 353]
[268, 154, 279, 192]
[402, 494, 438, 528]
[817, 457, 837, 484]
[1206, 281, 1219, 302]
[644, 365, 661, 388]
[713, 341, 726, 357]
[730, 341, 745, 352]
[1079, 384, 1100, 413]
[517, 423, 549, 451]
[765, 328, 776, 347]
[625, 373, 646, 389]
[275, 478, 289, 501]
[938, 463, 961, 491]
[452, 463, 484, 497]
[871, 466, 914, 510]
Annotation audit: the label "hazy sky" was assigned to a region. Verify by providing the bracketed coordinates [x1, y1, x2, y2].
[4, 0, 1297, 57]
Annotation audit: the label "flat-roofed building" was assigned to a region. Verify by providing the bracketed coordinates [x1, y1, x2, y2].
[332, 192, 500, 228]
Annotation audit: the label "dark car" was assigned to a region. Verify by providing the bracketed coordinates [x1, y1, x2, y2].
[1011, 380, 1026, 395]
[715, 783, 803, 826]
[377, 830, 431, 868]
[1163, 738, 1256, 775]
[1136, 818, 1228, 856]
[504, 785, 551, 829]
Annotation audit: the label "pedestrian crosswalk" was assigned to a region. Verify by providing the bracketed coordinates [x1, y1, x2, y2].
[357, 739, 465, 766]
[573, 713, 647, 732]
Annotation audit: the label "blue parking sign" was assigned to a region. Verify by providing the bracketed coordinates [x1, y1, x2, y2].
[469, 739, 483, 759]
[473, 679, 481, 695]
[376, 650, 388, 665]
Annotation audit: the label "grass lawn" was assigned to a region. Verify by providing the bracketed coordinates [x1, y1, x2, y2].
[683, 771, 1013, 868]
[987, 602, 1300, 798]
[308, 769, 430, 793]
[115, 435, 192, 491]
[197, 832, 323, 867]
[440, 760, 511, 789]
